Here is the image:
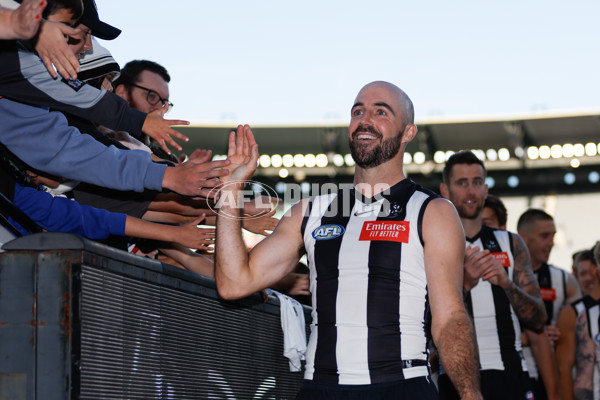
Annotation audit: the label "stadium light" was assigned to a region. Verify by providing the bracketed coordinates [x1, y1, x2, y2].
[345, 154, 355, 166]
[259, 154, 271, 168]
[316, 154, 328, 167]
[434, 151, 446, 164]
[293, 154, 305, 168]
[564, 172, 575, 185]
[585, 142, 598, 156]
[282, 154, 294, 168]
[486, 149, 498, 161]
[413, 152, 426, 164]
[562, 143, 574, 158]
[304, 154, 317, 168]
[550, 144, 562, 159]
[271, 154, 283, 168]
[527, 146, 539, 160]
[498, 148, 511, 161]
[332, 154, 345, 167]
[539, 146, 551, 160]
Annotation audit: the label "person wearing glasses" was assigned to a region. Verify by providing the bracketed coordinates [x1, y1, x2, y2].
[112, 60, 175, 152]
[113, 60, 173, 115]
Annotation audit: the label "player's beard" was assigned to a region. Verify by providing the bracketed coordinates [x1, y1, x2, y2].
[455, 199, 484, 220]
[349, 124, 403, 169]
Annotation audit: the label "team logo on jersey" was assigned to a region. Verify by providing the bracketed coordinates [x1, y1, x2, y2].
[387, 202, 403, 218]
[485, 239, 498, 249]
[312, 224, 345, 240]
[61, 77, 85, 92]
[594, 332, 600, 345]
[540, 288, 557, 302]
[359, 221, 409, 243]
[526, 390, 535, 400]
[490, 251, 511, 267]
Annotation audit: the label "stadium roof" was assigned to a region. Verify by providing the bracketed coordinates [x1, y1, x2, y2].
[179, 109, 600, 156]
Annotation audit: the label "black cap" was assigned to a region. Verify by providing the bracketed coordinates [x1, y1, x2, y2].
[78, 0, 121, 41]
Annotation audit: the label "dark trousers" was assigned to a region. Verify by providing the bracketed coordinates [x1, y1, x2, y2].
[295, 377, 438, 400]
[438, 369, 534, 400]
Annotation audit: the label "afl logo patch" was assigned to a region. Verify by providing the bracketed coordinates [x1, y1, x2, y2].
[312, 224, 345, 240]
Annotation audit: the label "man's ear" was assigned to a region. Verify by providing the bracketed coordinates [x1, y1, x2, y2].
[114, 84, 127, 99]
[439, 183, 449, 199]
[401, 124, 418, 144]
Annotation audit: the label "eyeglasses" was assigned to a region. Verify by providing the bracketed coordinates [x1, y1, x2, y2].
[129, 82, 174, 110]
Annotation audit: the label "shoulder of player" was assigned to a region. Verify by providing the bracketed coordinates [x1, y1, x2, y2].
[422, 198, 464, 239]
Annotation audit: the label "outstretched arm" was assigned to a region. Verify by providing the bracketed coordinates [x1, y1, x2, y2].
[214, 125, 304, 300]
[574, 310, 595, 400]
[425, 198, 482, 400]
[125, 215, 215, 251]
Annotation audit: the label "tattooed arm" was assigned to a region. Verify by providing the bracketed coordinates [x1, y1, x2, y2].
[477, 233, 546, 332]
[573, 309, 595, 400]
[505, 233, 546, 333]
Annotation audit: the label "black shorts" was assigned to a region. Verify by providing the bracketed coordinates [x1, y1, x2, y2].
[295, 377, 438, 400]
[438, 369, 533, 400]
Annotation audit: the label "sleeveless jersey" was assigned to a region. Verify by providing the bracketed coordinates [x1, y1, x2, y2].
[301, 179, 436, 385]
[573, 296, 600, 400]
[523, 263, 567, 379]
[463, 226, 528, 372]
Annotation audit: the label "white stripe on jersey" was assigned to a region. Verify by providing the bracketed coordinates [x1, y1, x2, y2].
[335, 198, 380, 384]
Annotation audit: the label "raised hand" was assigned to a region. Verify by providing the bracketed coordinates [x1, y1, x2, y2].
[162, 157, 231, 197]
[35, 20, 80, 79]
[223, 124, 259, 185]
[174, 215, 216, 251]
[142, 108, 190, 155]
[463, 245, 485, 291]
[242, 208, 279, 236]
[8, 0, 46, 39]
[188, 148, 213, 164]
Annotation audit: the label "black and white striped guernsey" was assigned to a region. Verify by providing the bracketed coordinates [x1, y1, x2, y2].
[463, 226, 528, 373]
[300, 179, 436, 385]
[523, 262, 568, 379]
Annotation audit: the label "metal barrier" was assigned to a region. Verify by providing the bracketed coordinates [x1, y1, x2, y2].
[0, 233, 310, 399]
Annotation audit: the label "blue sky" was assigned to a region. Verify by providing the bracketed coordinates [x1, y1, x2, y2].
[98, 0, 600, 125]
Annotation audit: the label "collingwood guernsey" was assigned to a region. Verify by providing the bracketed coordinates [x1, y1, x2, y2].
[464, 225, 528, 373]
[301, 179, 436, 385]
